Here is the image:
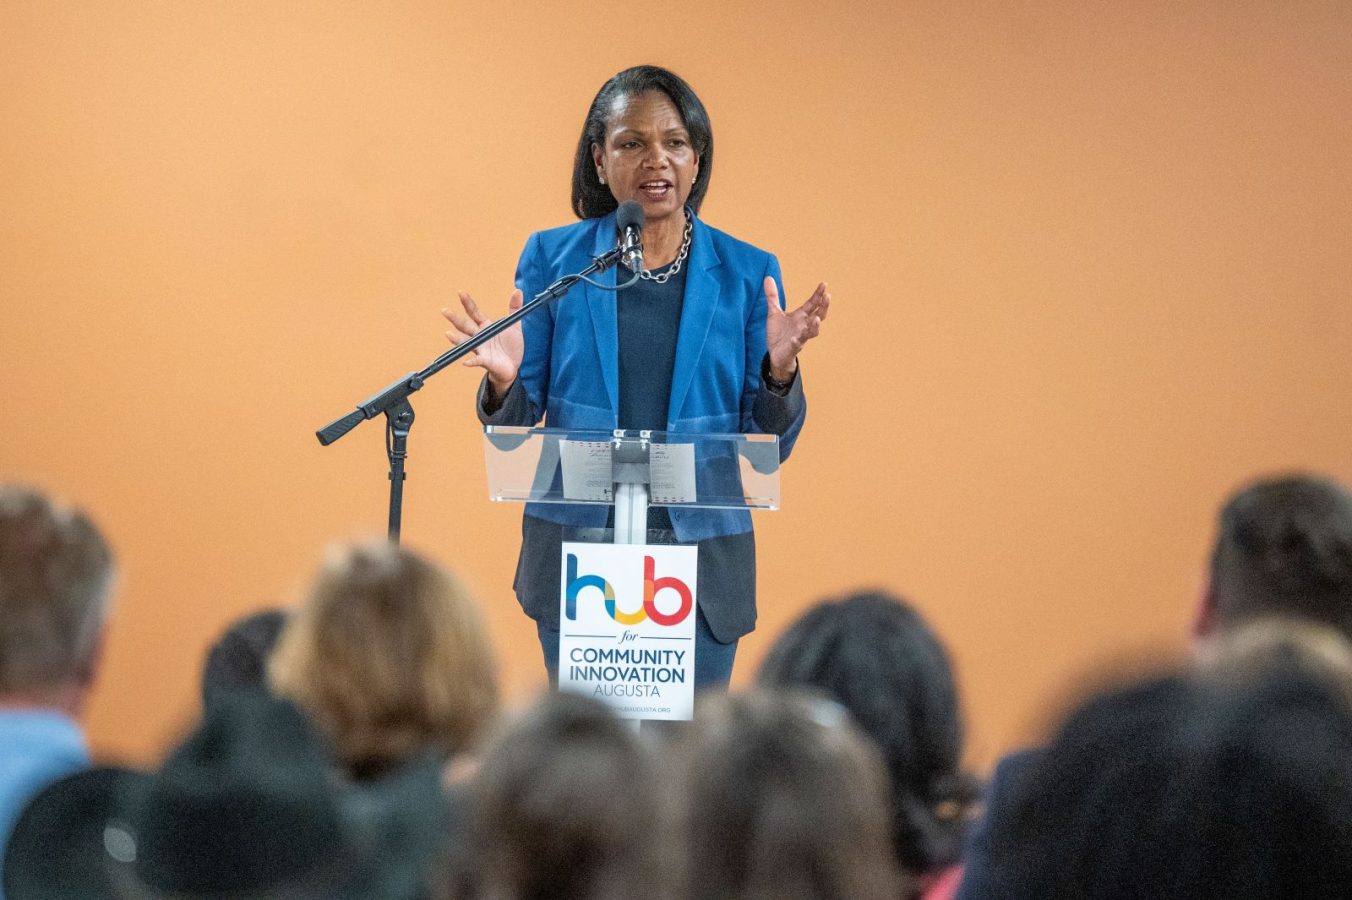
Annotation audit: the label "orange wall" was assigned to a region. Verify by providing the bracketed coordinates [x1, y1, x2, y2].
[2, 1, 1350, 769]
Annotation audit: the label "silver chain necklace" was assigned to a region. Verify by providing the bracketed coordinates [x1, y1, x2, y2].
[639, 213, 693, 284]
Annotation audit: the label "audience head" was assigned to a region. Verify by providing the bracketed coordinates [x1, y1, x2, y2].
[450, 691, 668, 900]
[669, 690, 905, 900]
[269, 540, 497, 780]
[1200, 472, 1352, 638]
[3, 690, 447, 900]
[201, 607, 287, 710]
[0, 485, 114, 711]
[979, 663, 1352, 899]
[756, 590, 975, 877]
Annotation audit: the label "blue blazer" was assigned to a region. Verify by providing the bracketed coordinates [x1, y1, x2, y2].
[498, 210, 806, 543]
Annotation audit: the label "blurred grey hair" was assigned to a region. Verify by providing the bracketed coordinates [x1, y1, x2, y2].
[0, 485, 115, 692]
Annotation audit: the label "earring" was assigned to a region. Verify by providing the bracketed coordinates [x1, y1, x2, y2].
[597, 170, 607, 184]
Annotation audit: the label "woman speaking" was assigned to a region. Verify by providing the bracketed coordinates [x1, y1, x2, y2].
[442, 65, 829, 690]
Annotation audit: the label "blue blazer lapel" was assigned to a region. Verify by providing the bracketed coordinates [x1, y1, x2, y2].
[585, 216, 620, 416]
[668, 216, 721, 426]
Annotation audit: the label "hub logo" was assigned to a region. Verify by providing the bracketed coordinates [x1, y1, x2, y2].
[565, 553, 693, 626]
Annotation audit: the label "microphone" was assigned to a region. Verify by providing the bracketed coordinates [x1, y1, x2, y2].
[616, 201, 645, 272]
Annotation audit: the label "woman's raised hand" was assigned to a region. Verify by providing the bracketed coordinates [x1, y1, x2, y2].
[442, 289, 526, 394]
[764, 277, 830, 381]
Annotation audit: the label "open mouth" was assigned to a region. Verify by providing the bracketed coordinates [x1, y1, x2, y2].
[639, 180, 673, 198]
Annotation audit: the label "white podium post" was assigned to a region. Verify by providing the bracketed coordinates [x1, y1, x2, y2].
[611, 433, 650, 547]
[610, 433, 650, 731]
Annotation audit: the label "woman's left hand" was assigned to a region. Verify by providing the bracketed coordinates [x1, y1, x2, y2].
[764, 277, 830, 381]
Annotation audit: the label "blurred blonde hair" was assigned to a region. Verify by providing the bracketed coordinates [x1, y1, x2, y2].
[269, 540, 498, 778]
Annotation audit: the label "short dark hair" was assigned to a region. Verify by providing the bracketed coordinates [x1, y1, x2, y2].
[201, 608, 288, 710]
[1210, 473, 1352, 637]
[454, 692, 669, 900]
[979, 666, 1352, 898]
[669, 690, 904, 900]
[571, 65, 714, 220]
[757, 590, 977, 876]
[0, 485, 114, 693]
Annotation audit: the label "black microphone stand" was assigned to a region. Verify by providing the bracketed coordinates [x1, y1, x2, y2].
[315, 245, 626, 543]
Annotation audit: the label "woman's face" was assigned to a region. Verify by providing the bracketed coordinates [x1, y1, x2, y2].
[592, 91, 699, 225]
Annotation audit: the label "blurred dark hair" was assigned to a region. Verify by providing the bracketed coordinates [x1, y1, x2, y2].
[571, 65, 713, 219]
[1210, 473, 1352, 638]
[449, 692, 669, 900]
[757, 590, 977, 876]
[980, 665, 1352, 898]
[668, 690, 904, 900]
[201, 608, 287, 710]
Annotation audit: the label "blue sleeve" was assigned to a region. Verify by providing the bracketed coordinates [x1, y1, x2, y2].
[515, 231, 555, 426]
[475, 232, 557, 427]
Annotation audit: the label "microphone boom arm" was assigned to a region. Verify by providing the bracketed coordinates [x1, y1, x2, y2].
[313, 245, 625, 541]
[316, 246, 622, 447]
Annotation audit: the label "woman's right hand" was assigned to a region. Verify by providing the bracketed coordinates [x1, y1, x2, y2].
[442, 289, 525, 397]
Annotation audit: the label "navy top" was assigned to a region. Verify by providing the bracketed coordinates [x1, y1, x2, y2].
[616, 261, 684, 433]
[615, 260, 685, 532]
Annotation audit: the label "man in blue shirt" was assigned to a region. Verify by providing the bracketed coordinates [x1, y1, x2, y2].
[0, 485, 114, 898]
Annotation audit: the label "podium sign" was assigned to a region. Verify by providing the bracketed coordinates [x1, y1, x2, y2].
[559, 542, 698, 721]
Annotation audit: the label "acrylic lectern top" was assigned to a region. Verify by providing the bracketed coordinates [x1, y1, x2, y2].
[482, 427, 780, 511]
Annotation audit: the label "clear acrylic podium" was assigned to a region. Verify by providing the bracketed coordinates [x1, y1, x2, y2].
[482, 426, 780, 721]
[482, 426, 782, 544]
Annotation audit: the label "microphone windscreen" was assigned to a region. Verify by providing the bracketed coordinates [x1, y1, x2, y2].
[616, 200, 645, 232]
